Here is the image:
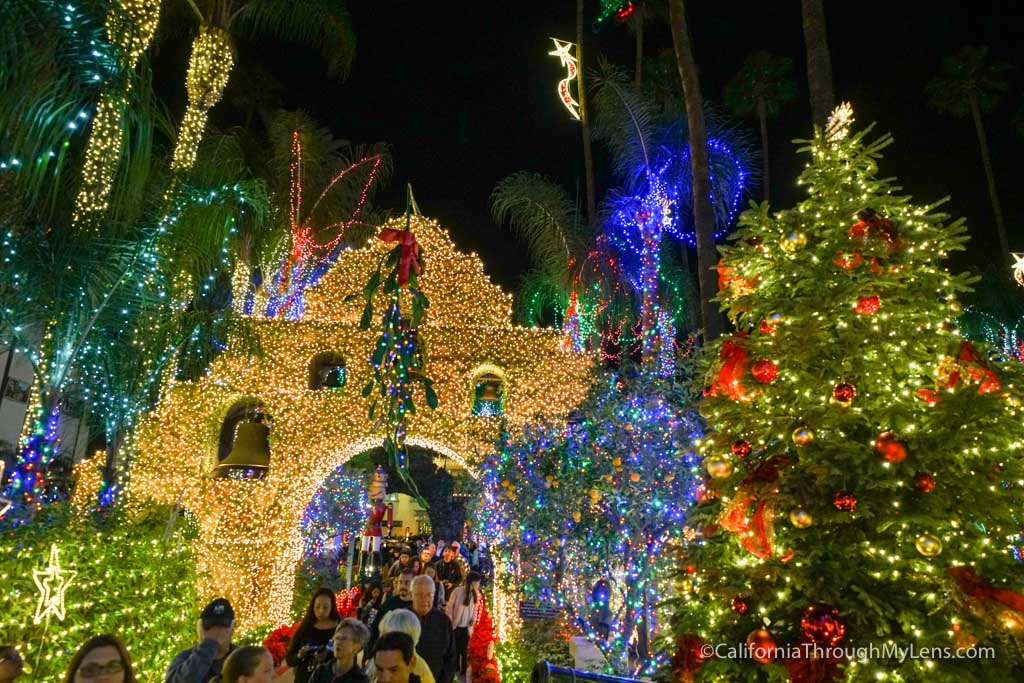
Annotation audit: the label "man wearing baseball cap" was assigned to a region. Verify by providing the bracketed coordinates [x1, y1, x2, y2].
[165, 598, 236, 683]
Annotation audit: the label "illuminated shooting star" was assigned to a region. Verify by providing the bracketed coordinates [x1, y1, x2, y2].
[548, 38, 581, 121]
[1012, 253, 1024, 287]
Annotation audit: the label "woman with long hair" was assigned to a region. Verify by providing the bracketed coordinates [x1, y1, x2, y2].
[215, 646, 275, 683]
[358, 581, 384, 626]
[63, 635, 136, 683]
[445, 571, 481, 679]
[285, 588, 341, 683]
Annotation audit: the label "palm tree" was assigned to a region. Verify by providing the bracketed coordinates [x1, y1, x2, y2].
[667, 0, 722, 341]
[927, 45, 1013, 263]
[800, 0, 833, 130]
[724, 51, 797, 202]
[577, 0, 597, 224]
[171, 0, 356, 173]
[72, 0, 163, 230]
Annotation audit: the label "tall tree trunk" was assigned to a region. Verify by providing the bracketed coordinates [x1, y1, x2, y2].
[171, 26, 234, 172]
[757, 95, 770, 202]
[639, 220, 661, 369]
[800, 0, 834, 130]
[71, 0, 162, 230]
[634, 4, 644, 87]
[577, 0, 597, 224]
[969, 92, 1010, 262]
[668, 0, 723, 341]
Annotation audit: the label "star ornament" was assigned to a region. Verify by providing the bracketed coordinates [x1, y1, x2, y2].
[33, 544, 76, 624]
[0, 461, 10, 518]
[1011, 253, 1024, 287]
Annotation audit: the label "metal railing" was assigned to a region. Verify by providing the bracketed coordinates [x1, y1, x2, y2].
[530, 661, 642, 683]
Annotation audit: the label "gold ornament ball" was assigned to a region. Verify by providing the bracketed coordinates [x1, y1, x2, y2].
[915, 533, 943, 557]
[780, 232, 808, 253]
[705, 455, 733, 479]
[948, 299, 963, 314]
[790, 508, 814, 529]
[999, 609, 1024, 635]
[792, 427, 815, 446]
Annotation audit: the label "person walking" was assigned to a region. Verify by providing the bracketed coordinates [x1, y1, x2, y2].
[369, 568, 415, 650]
[421, 566, 445, 610]
[167, 598, 236, 683]
[409, 576, 455, 683]
[309, 620, 369, 683]
[286, 589, 342, 683]
[364, 610, 434, 683]
[386, 547, 414, 583]
[359, 582, 384, 627]
[214, 647, 275, 683]
[434, 546, 463, 604]
[444, 573, 480, 680]
[64, 635, 137, 683]
[371, 633, 421, 683]
[0, 646, 24, 683]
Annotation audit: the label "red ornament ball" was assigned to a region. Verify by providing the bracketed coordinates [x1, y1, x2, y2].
[855, 295, 881, 315]
[751, 359, 779, 384]
[914, 471, 936, 493]
[746, 629, 777, 664]
[833, 249, 863, 270]
[832, 382, 857, 406]
[731, 595, 750, 614]
[801, 604, 847, 647]
[833, 490, 857, 512]
[731, 439, 753, 458]
[874, 432, 908, 463]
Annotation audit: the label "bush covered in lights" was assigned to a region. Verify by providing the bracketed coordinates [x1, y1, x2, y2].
[479, 367, 702, 677]
[668, 110, 1024, 682]
[0, 504, 198, 683]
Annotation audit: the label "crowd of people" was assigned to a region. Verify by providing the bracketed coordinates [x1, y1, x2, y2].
[0, 541, 485, 683]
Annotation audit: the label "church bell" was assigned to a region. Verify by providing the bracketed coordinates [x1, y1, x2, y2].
[215, 421, 271, 479]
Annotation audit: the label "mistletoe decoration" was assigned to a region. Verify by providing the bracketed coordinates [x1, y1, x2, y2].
[351, 189, 437, 494]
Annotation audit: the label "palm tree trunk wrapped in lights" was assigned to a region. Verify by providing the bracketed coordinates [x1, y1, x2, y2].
[171, 26, 234, 172]
[71, 0, 161, 230]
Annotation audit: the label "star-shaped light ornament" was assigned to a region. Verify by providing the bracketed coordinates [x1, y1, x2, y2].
[825, 102, 855, 143]
[1011, 253, 1024, 287]
[0, 461, 10, 518]
[33, 544, 76, 623]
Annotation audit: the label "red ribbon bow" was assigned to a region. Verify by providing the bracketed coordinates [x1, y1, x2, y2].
[948, 566, 1024, 613]
[379, 228, 422, 286]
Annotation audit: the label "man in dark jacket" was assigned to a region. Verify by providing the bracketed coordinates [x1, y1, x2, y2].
[434, 545, 464, 601]
[369, 568, 416, 649]
[410, 575, 455, 683]
[165, 598, 235, 683]
[386, 546, 414, 583]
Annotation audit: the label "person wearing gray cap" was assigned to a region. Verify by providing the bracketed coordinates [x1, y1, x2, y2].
[165, 598, 236, 683]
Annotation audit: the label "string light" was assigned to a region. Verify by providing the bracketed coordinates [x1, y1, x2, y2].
[126, 216, 592, 627]
[170, 25, 234, 172]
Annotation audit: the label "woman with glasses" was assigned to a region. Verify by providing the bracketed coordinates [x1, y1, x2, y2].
[0, 645, 24, 683]
[63, 635, 136, 683]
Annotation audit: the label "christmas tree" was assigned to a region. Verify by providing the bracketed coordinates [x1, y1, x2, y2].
[480, 368, 702, 676]
[670, 106, 1024, 682]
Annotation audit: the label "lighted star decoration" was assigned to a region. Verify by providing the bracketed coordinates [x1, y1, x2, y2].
[1011, 253, 1024, 287]
[825, 102, 854, 142]
[0, 461, 10, 518]
[32, 544, 77, 624]
[548, 38, 581, 120]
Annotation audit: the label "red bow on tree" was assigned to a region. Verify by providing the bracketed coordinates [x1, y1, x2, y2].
[949, 566, 1024, 613]
[379, 228, 422, 286]
[718, 456, 791, 559]
[707, 335, 756, 401]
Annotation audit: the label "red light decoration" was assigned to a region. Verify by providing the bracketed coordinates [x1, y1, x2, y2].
[855, 295, 881, 315]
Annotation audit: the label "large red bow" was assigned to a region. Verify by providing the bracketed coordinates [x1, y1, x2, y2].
[718, 457, 791, 558]
[707, 335, 756, 401]
[379, 228, 422, 286]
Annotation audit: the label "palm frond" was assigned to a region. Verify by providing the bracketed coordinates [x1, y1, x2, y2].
[233, 0, 356, 78]
[514, 268, 570, 328]
[490, 172, 581, 281]
[591, 58, 657, 178]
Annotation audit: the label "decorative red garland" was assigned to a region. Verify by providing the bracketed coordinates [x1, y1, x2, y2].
[467, 589, 501, 683]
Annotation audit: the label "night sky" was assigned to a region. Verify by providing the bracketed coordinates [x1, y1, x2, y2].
[184, 1, 1024, 292]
